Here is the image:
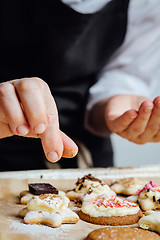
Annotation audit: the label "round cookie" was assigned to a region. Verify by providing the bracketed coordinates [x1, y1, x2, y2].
[79, 195, 143, 226]
[79, 209, 143, 226]
[86, 227, 160, 240]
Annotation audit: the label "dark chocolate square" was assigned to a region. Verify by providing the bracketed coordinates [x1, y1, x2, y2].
[29, 183, 58, 195]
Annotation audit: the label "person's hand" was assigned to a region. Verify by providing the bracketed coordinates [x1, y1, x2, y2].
[0, 77, 78, 161]
[105, 94, 160, 144]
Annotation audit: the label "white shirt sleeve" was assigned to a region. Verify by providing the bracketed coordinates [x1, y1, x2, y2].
[85, 0, 160, 135]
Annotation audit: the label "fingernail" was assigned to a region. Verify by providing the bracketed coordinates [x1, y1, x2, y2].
[17, 124, 29, 135]
[70, 149, 78, 158]
[47, 151, 59, 162]
[34, 123, 46, 134]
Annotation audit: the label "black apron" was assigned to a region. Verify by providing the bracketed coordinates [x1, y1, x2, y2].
[0, 0, 129, 171]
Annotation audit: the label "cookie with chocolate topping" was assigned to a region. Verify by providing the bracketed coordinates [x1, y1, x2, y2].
[19, 183, 65, 205]
[76, 174, 105, 187]
[66, 174, 116, 204]
[18, 193, 79, 228]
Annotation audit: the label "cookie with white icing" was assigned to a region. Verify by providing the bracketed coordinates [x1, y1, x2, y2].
[19, 183, 65, 205]
[137, 181, 160, 211]
[138, 210, 160, 235]
[110, 178, 146, 195]
[19, 193, 79, 228]
[79, 194, 143, 225]
[66, 174, 116, 203]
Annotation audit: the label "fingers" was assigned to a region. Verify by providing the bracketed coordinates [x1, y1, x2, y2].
[40, 90, 78, 162]
[14, 77, 66, 162]
[12, 78, 48, 134]
[0, 77, 78, 162]
[0, 77, 78, 164]
[123, 101, 154, 142]
[108, 109, 138, 133]
[40, 129, 79, 162]
[139, 97, 160, 141]
[40, 123, 63, 162]
[0, 82, 29, 136]
[38, 83, 64, 162]
[114, 98, 160, 144]
[0, 79, 49, 137]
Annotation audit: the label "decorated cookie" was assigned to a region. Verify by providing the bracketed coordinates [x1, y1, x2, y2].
[19, 183, 65, 205]
[24, 208, 78, 228]
[86, 227, 160, 240]
[79, 194, 143, 225]
[66, 174, 116, 203]
[137, 181, 160, 211]
[110, 178, 146, 195]
[19, 193, 79, 228]
[138, 210, 160, 235]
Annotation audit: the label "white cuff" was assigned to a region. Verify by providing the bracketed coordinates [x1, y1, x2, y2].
[87, 70, 151, 111]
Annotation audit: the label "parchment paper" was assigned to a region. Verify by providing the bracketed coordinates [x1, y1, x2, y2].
[0, 166, 160, 240]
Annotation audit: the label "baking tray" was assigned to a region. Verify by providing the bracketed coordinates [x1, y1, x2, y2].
[0, 165, 160, 240]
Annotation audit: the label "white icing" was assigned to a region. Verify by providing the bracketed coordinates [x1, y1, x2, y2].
[75, 179, 116, 197]
[20, 190, 66, 205]
[24, 208, 79, 228]
[81, 195, 140, 217]
[27, 194, 69, 213]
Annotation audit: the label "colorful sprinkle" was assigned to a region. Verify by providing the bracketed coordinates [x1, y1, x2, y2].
[91, 196, 137, 208]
